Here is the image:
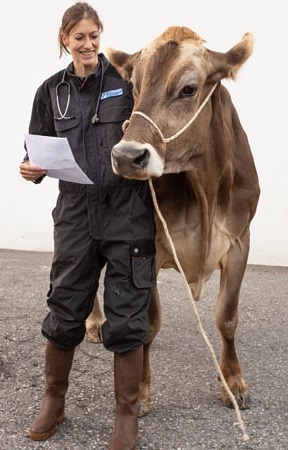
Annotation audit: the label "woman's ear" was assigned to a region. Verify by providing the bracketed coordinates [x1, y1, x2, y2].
[61, 33, 69, 48]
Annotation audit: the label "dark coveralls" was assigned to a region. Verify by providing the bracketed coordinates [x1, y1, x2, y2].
[25, 54, 156, 353]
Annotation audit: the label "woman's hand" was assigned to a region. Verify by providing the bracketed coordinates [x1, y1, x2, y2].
[19, 161, 47, 182]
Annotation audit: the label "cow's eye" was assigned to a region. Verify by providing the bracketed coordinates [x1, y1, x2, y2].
[180, 85, 197, 97]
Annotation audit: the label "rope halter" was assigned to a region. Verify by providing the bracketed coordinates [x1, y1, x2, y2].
[122, 83, 218, 143]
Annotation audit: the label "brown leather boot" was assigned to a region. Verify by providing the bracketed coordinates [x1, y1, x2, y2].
[29, 341, 75, 441]
[109, 346, 143, 450]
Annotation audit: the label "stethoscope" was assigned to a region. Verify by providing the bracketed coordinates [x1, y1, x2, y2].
[54, 72, 73, 120]
[54, 58, 104, 124]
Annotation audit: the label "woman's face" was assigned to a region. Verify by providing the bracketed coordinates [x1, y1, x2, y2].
[62, 18, 100, 77]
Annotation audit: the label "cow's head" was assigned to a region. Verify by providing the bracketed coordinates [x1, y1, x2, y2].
[108, 27, 254, 179]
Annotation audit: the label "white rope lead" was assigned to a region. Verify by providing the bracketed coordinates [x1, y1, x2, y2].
[148, 177, 249, 443]
[132, 83, 218, 143]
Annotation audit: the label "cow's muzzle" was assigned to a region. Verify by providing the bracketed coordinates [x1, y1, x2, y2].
[112, 140, 164, 179]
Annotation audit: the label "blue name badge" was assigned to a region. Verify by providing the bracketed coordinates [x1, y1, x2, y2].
[101, 88, 123, 100]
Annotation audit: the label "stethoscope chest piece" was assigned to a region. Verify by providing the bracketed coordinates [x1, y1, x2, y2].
[91, 114, 100, 124]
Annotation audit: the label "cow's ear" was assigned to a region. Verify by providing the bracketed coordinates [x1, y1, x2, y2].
[225, 32, 254, 79]
[106, 48, 141, 81]
[207, 32, 254, 83]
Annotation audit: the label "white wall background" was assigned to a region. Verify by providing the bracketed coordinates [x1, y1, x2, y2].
[1, 0, 287, 266]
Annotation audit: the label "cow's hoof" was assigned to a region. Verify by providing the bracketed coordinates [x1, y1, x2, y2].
[223, 392, 251, 410]
[138, 399, 150, 417]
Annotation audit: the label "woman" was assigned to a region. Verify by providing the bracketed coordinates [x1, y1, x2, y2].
[19, 3, 156, 449]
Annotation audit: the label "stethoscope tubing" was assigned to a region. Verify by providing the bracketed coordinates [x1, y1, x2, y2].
[54, 70, 73, 120]
[54, 59, 104, 122]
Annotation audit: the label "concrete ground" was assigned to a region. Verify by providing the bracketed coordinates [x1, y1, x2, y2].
[1, 248, 288, 450]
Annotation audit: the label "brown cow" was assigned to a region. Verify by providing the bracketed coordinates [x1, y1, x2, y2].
[86, 27, 260, 416]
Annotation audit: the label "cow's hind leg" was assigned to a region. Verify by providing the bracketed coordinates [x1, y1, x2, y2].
[138, 286, 162, 417]
[85, 295, 105, 343]
[214, 233, 250, 409]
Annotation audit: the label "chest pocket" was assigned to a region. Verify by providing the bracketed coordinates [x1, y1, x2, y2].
[98, 104, 133, 150]
[99, 104, 133, 124]
[50, 81, 79, 133]
[54, 113, 79, 133]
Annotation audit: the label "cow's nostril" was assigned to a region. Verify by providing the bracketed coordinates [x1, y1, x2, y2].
[133, 149, 149, 167]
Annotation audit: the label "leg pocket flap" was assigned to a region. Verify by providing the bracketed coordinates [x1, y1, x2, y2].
[131, 240, 156, 289]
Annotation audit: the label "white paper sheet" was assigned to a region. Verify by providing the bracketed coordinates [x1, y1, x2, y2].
[24, 134, 93, 184]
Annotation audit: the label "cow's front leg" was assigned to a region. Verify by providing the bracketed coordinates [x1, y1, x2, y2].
[85, 295, 105, 343]
[214, 241, 250, 409]
[138, 286, 162, 416]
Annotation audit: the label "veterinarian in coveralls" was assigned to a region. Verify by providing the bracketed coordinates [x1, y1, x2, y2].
[19, 3, 156, 449]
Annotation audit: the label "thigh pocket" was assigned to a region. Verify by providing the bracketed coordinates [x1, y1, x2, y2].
[131, 240, 156, 289]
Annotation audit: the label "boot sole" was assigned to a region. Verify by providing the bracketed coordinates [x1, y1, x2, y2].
[29, 414, 65, 441]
